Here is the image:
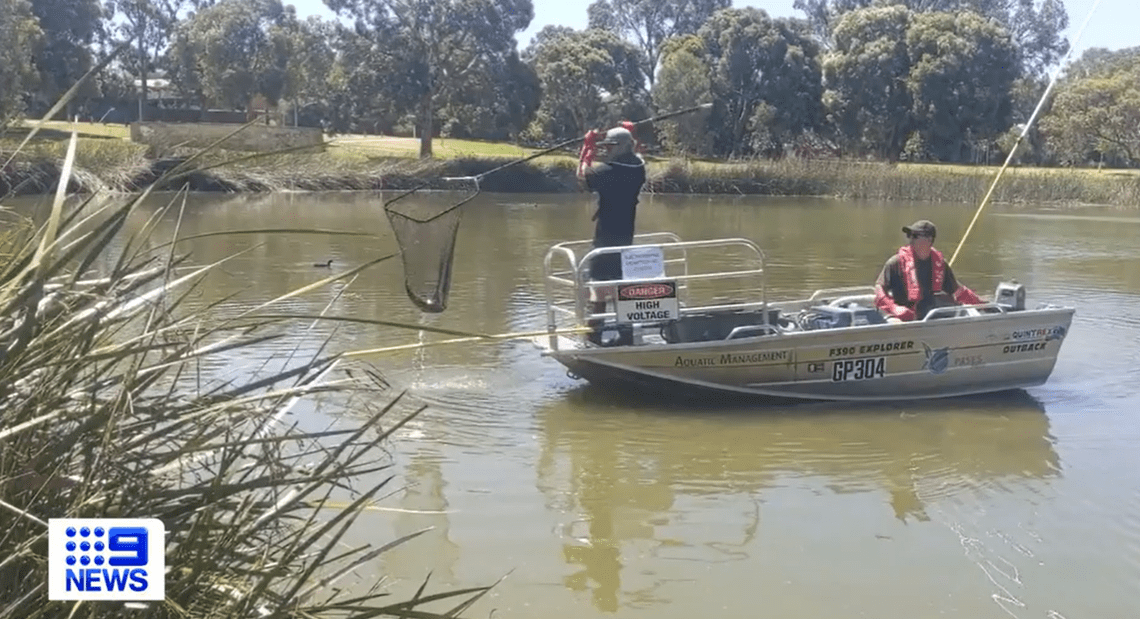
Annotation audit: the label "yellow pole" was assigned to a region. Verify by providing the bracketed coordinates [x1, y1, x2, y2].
[948, 0, 1103, 267]
[342, 326, 593, 358]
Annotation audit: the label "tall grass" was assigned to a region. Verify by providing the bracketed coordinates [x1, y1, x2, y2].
[1, 57, 503, 618]
[648, 157, 1140, 206]
[0, 138, 150, 195]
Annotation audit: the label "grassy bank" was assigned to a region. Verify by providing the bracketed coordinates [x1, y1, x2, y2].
[3, 123, 1139, 206]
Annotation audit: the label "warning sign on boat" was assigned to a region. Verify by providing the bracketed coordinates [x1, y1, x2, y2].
[616, 280, 678, 323]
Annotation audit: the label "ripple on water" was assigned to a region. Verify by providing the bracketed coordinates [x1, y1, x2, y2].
[123, 193, 1140, 619]
[1124, 489, 1140, 580]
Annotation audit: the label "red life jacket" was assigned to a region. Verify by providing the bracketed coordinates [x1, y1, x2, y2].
[897, 244, 944, 304]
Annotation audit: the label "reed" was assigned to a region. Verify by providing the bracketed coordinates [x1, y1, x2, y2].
[0, 138, 150, 196]
[646, 157, 1140, 207]
[1, 66, 503, 618]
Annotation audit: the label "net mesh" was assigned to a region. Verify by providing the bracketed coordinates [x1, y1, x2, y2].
[383, 177, 480, 313]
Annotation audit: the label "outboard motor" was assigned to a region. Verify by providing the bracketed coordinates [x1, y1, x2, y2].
[994, 280, 1026, 311]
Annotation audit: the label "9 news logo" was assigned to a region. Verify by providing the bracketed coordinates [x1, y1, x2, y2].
[48, 519, 165, 601]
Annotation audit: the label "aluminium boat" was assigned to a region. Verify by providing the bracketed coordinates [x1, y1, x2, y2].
[532, 233, 1074, 403]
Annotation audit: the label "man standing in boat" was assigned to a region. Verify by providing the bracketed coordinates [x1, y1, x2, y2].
[874, 220, 984, 322]
[577, 124, 647, 345]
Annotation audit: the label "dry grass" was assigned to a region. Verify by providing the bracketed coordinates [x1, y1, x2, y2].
[9, 119, 132, 140]
[4, 120, 1139, 206]
[649, 157, 1140, 206]
[327, 134, 558, 160]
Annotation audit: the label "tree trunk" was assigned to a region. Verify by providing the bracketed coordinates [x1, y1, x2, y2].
[418, 91, 433, 159]
[138, 14, 147, 123]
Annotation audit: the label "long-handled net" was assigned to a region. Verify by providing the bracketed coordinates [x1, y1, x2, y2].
[383, 176, 481, 313]
[382, 103, 713, 313]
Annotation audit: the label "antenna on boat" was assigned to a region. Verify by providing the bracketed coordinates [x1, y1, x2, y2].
[948, 0, 1104, 267]
[383, 103, 714, 313]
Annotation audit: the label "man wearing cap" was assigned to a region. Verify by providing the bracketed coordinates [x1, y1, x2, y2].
[874, 220, 984, 322]
[576, 124, 647, 345]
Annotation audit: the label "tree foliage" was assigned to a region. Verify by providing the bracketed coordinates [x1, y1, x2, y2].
[585, 0, 729, 85]
[169, 0, 300, 113]
[0, 0, 42, 129]
[3, 0, 1121, 169]
[322, 0, 534, 158]
[821, 4, 913, 160]
[1040, 47, 1140, 166]
[27, 0, 104, 107]
[103, 0, 190, 118]
[437, 50, 541, 141]
[522, 26, 648, 141]
[652, 35, 713, 155]
[822, 6, 1017, 162]
[793, 0, 1067, 78]
[904, 11, 1018, 162]
[696, 8, 823, 158]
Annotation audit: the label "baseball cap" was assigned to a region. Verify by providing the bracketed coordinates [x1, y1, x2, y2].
[902, 220, 936, 238]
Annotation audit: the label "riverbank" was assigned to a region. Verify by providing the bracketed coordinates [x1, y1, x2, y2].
[3, 136, 1139, 207]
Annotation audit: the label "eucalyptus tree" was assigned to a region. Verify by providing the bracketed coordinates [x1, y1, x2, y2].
[821, 6, 1017, 162]
[522, 26, 648, 142]
[168, 0, 300, 116]
[794, 0, 1067, 79]
[27, 0, 105, 112]
[1040, 47, 1140, 167]
[0, 0, 42, 128]
[435, 51, 541, 141]
[820, 4, 913, 160]
[321, 0, 534, 158]
[103, 0, 190, 120]
[585, 0, 729, 85]
[284, 16, 336, 125]
[651, 35, 713, 155]
[695, 8, 823, 158]
[904, 10, 1018, 162]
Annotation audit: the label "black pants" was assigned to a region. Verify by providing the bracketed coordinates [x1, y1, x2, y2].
[586, 239, 633, 346]
[588, 234, 631, 282]
[588, 252, 622, 282]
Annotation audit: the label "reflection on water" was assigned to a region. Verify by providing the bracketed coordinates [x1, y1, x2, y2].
[5, 191, 1139, 618]
[536, 389, 1060, 612]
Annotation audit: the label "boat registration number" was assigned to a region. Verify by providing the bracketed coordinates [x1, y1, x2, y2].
[831, 357, 886, 382]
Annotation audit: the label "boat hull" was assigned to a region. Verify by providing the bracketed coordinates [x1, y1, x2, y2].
[538, 307, 1074, 403]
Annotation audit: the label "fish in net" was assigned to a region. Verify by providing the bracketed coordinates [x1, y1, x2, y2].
[383, 177, 481, 313]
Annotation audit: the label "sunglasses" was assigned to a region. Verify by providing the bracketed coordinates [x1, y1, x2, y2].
[908, 233, 933, 240]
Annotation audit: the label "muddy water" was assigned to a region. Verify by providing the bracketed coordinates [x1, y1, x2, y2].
[15, 190, 1139, 618]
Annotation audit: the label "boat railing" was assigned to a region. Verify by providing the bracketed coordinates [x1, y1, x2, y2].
[542, 235, 767, 349]
[543, 232, 690, 291]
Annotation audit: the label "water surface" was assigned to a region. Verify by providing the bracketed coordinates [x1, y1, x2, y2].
[11, 190, 1137, 618]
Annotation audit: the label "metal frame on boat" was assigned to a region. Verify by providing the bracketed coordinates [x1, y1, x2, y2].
[533, 233, 1074, 403]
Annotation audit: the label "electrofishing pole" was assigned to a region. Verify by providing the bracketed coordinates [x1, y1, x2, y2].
[443, 102, 714, 184]
[948, 0, 1104, 267]
[383, 102, 713, 209]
